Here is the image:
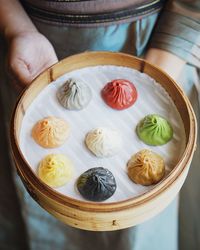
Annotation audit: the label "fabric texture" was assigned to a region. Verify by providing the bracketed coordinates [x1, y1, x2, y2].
[150, 0, 200, 68]
[178, 66, 200, 250]
[32, 13, 158, 59]
[21, 0, 165, 27]
[21, 0, 146, 14]
[0, 40, 30, 250]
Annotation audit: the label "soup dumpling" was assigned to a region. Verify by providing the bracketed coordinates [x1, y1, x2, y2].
[101, 79, 137, 110]
[32, 116, 70, 148]
[85, 127, 122, 157]
[38, 154, 74, 187]
[77, 167, 116, 201]
[136, 114, 173, 146]
[127, 149, 165, 186]
[57, 78, 92, 110]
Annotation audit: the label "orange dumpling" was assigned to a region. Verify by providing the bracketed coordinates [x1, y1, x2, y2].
[32, 116, 70, 148]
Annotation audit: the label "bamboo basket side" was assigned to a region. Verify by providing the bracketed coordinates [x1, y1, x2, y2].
[11, 52, 197, 215]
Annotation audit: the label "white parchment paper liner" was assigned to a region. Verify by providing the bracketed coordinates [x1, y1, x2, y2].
[20, 66, 186, 202]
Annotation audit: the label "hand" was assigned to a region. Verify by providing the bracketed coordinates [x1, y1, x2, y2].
[145, 48, 186, 80]
[7, 31, 58, 90]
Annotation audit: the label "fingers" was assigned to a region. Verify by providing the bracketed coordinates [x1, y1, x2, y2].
[8, 54, 58, 89]
[145, 49, 186, 80]
[6, 31, 59, 89]
[8, 57, 35, 86]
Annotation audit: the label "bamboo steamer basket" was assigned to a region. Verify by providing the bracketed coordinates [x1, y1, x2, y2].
[10, 52, 197, 231]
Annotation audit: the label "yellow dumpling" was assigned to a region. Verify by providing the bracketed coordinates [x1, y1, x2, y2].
[38, 154, 73, 187]
[127, 149, 165, 186]
[32, 116, 70, 148]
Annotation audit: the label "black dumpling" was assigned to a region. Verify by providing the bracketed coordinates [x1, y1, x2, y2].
[77, 167, 117, 201]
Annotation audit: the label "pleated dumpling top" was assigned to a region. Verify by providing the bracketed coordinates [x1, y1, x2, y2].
[101, 79, 137, 110]
[136, 114, 173, 146]
[77, 167, 116, 201]
[32, 116, 70, 148]
[57, 78, 92, 110]
[85, 127, 122, 157]
[127, 149, 165, 186]
[38, 154, 74, 187]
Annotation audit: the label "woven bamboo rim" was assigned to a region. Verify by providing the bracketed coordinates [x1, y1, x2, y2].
[10, 52, 197, 230]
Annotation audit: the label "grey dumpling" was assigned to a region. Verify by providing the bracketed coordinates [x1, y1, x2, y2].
[57, 78, 92, 110]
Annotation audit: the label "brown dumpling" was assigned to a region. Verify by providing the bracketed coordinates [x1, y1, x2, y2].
[32, 116, 70, 148]
[127, 149, 165, 186]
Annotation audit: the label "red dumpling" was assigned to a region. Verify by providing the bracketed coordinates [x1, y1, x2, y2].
[101, 79, 138, 110]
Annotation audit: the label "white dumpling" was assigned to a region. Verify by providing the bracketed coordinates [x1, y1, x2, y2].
[85, 127, 122, 157]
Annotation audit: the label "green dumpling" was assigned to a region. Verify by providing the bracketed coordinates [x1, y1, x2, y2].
[136, 114, 173, 146]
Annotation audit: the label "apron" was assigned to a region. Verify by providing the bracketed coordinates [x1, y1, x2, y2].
[0, 1, 199, 249]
